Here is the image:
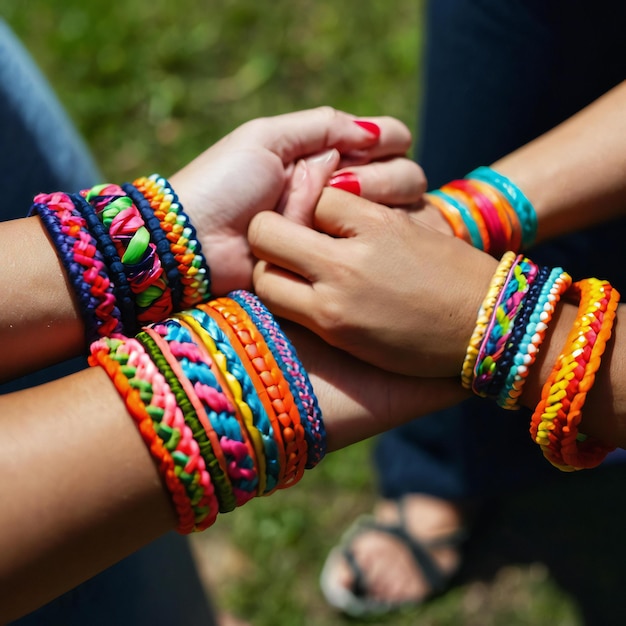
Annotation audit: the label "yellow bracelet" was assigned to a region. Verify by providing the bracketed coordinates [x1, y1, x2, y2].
[461, 251, 517, 389]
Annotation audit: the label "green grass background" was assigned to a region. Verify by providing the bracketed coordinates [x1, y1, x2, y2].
[3, 2, 581, 624]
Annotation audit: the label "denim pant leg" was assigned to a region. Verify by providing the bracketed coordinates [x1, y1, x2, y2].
[375, 0, 626, 501]
[0, 20, 216, 625]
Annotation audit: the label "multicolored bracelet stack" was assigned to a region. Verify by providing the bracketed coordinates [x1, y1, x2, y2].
[89, 290, 326, 534]
[29, 174, 211, 340]
[427, 165, 537, 256]
[462, 252, 619, 471]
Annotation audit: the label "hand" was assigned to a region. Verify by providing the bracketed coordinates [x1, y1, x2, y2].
[250, 188, 498, 377]
[169, 107, 418, 294]
[285, 322, 469, 451]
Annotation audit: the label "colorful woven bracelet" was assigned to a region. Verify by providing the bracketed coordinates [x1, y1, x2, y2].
[160, 317, 259, 505]
[461, 251, 517, 389]
[29, 192, 124, 341]
[140, 326, 232, 518]
[205, 298, 308, 490]
[497, 267, 571, 410]
[133, 174, 211, 308]
[472, 255, 539, 397]
[196, 303, 287, 494]
[80, 184, 173, 325]
[483, 263, 550, 401]
[119, 332, 218, 530]
[467, 166, 537, 249]
[121, 182, 182, 307]
[183, 306, 281, 494]
[176, 309, 268, 495]
[229, 289, 326, 469]
[89, 336, 197, 533]
[530, 278, 619, 471]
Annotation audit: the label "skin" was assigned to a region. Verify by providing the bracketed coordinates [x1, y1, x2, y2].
[0, 107, 433, 621]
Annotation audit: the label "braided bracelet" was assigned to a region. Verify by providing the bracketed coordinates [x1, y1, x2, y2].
[176, 310, 269, 496]
[160, 317, 259, 505]
[530, 278, 619, 471]
[229, 289, 326, 469]
[461, 251, 517, 389]
[89, 336, 198, 533]
[205, 298, 308, 489]
[29, 192, 124, 341]
[133, 174, 211, 308]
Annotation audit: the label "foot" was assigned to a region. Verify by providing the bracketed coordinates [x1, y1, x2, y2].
[321, 494, 467, 613]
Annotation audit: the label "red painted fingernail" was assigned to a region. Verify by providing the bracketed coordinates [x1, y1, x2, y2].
[328, 172, 361, 196]
[354, 120, 381, 139]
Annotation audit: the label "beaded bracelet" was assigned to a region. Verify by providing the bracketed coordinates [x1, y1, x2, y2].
[461, 251, 517, 389]
[206, 298, 308, 489]
[29, 192, 124, 341]
[529, 278, 619, 471]
[229, 289, 326, 469]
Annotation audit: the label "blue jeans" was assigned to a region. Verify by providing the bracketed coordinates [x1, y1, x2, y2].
[1, 20, 216, 625]
[375, 0, 626, 501]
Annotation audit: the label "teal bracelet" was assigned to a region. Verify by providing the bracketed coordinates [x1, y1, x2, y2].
[429, 188, 484, 250]
[467, 166, 537, 249]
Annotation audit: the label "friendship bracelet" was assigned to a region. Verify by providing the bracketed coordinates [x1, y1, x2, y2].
[139, 327, 225, 523]
[498, 267, 571, 409]
[72, 192, 138, 334]
[80, 184, 173, 325]
[162, 317, 259, 505]
[30, 192, 123, 340]
[472, 256, 539, 397]
[530, 278, 619, 471]
[196, 304, 286, 494]
[485, 263, 549, 400]
[205, 298, 308, 489]
[461, 251, 517, 389]
[89, 336, 196, 533]
[176, 310, 268, 495]
[182, 307, 280, 494]
[122, 182, 182, 308]
[229, 289, 326, 469]
[133, 174, 212, 307]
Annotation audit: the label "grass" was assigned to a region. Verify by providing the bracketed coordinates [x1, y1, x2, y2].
[3, 2, 582, 624]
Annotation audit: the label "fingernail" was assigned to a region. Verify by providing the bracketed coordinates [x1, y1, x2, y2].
[291, 158, 308, 191]
[307, 148, 338, 166]
[328, 172, 361, 196]
[354, 120, 381, 139]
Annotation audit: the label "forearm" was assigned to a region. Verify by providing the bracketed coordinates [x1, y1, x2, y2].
[0, 216, 84, 380]
[0, 366, 175, 622]
[493, 80, 626, 242]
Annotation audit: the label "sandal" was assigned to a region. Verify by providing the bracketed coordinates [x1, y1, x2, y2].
[319, 499, 468, 618]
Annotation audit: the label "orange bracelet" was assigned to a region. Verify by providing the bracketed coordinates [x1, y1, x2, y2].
[530, 278, 619, 471]
[204, 299, 308, 489]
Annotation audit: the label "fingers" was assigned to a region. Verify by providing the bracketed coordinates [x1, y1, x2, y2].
[279, 149, 340, 226]
[234, 106, 412, 164]
[248, 210, 334, 280]
[329, 157, 427, 206]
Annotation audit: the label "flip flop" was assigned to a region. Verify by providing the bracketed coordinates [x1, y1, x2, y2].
[319, 499, 468, 618]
